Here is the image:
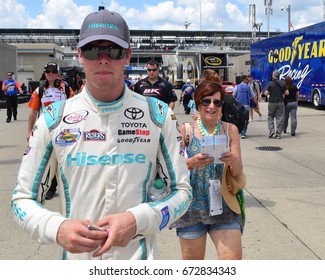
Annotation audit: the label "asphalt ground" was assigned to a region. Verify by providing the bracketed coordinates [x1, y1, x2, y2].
[1, 93, 325, 260]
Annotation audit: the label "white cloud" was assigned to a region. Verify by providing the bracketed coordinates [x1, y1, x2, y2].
[0, 0, 27, 27]
[28, 0, 93, 28]
[0, 0, 323, 32]
[224, 3, 250, 31]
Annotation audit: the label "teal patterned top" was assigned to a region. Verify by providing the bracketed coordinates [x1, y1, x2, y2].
[170, 127, 242, 230]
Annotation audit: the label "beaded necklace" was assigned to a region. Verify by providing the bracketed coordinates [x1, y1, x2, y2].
[197, 117, 219, 136]
[197, 118, 223, 180]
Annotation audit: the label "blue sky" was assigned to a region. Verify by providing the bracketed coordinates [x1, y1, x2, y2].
[0, 0, 323, 32]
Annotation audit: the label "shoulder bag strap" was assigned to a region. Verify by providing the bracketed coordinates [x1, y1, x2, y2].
[184, 122, 192, 147]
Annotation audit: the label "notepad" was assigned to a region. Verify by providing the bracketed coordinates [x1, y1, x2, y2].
[200, 135, 228, 164]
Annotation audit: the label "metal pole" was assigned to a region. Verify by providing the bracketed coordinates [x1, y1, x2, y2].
[267, 8, 270, 38]
[199, 0, 202, 78]
[265, 1, 272, 38]
[287, 5, 291, 32]
[257, 23, 263, 41]
[199, 0, 202, 50]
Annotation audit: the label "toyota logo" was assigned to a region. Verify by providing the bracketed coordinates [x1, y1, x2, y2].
[124, 107, 144, 120]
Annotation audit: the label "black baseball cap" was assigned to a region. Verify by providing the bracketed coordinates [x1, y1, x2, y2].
[44, 62, 59, 72]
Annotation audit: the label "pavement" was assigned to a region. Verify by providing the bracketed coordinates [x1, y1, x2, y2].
[1, 94, 325, 260]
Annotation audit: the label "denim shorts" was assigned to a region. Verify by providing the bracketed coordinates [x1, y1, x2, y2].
[176, 220, 241, 239]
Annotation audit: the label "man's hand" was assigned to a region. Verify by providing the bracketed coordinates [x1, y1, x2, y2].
[92, 212, 137, 257]
[57, 219, 108, 254]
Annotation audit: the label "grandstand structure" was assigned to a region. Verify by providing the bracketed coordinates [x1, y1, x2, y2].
[0, 28, 282, 85]
[0, 28, 281, 53]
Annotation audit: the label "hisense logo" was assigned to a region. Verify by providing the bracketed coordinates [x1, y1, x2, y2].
[67, 152, 146, 166]
[88, 23, 118, 30]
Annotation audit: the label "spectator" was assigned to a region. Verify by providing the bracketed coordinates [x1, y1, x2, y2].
[2, 72, 23, 123]
[200, 69, 221, 84]
[284, 76, 299, 136]
[124, 74, 133, 90]
[233, 75, 256, 139]
[170, 80, 245, 260]
[247, 74, 262, 121]
[26, 62, 74, 200]
[133, 60, 177, 110]
[2, 71, 23, 123]
[21, 83, 28, 94]
[264, 70, 288, 139]
[180, 79, 195, 114]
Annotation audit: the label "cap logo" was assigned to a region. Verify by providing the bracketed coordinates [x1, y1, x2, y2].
[88, 22, 118, 30]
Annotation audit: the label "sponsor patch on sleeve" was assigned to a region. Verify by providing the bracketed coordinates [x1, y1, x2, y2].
[159, 205, 170, 231]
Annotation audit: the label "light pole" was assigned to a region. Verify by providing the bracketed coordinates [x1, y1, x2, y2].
[198, 0, 202, 78]
[184, 20, 191, 30]
[254, 23, 263, 41]
[265, 0, 273, 38]
[281, 5, 291, 32]
[216, 18, 221, 32]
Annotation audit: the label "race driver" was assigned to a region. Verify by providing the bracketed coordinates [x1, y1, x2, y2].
[11, 9, 192, 260]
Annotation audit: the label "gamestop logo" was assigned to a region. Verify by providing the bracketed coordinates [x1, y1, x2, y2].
[67, 152, 146, 166]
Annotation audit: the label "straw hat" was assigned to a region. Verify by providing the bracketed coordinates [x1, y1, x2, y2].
[222, 166, 246, 214]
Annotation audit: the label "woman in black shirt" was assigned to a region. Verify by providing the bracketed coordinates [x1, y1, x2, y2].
[284, 77, 300, 136]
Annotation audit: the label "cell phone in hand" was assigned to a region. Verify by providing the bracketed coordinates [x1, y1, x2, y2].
[86, 225, 105, 231]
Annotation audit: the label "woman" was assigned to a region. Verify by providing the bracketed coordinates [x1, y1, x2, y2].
[190, 69, 221, 121]
[284, 77, 299, 136]
[171, 80, 244, 260]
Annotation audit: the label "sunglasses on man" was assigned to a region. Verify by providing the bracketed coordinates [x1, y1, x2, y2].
[81, 45, 127, 60]
[200, 98, 224, 108]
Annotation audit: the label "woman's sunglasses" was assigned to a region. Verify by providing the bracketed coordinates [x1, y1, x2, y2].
[45, 70, 58, 74]
[200, 98, 224, 107]
[81, 46, 127, 60]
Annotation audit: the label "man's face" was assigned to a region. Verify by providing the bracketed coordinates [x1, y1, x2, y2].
[78, 40, 132, 90]
[7, 73, 13, 80]
[147, 64, 159, 80]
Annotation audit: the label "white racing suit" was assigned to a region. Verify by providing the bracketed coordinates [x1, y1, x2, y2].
[11, 86, 192, 260]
